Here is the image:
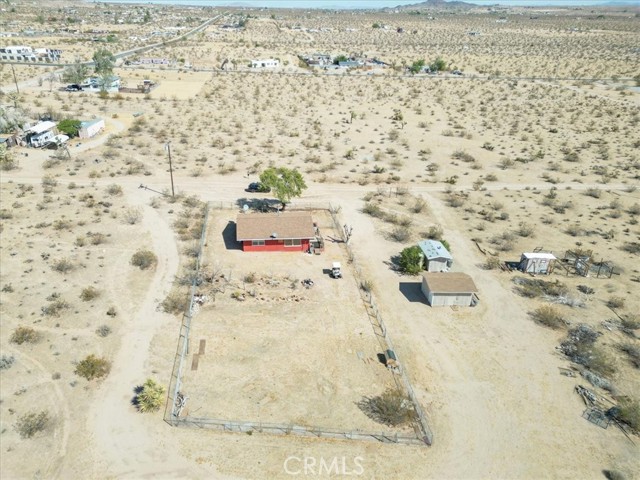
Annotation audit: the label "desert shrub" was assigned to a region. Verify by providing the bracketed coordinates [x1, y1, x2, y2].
[530, 305, 565, 329]
[390, 226, 411, 242]
[357, 389, 414, 427]
[80, 286, 100, 301]
[425, 224, 443, 241]
[606, 296, 625, 309]
[135, 378, 165, 413]
[130, 249, 157, 270]
[360, 279, 374, 292]
[14, 411, 49, 439]
[621, 242, 640, 255]
[41, 298, 70, 316]
[51, 258, 75, 273]
[619, 343, 640, 368]
[485, 256, 502, 270]
[620, 315, 640, 335]
[75, 354, 110, 380]
[0, 354, 16, 370]
[362, 202, 384, 218]
[183, 242, 200, 258]
[10, 326, 41, 345]
[398, 245, 423, 274]
[517, 222, 535, 238]
[105, 183, 123, 196]
[123, 206, 142, 225]
[95, 325, 112, 337]
[412, 197, 427, 213]
[611, 398, 640, 432]
[88, 232, 106, 245]
[514, 277, 569, 298]
[160, 290, 188, 315]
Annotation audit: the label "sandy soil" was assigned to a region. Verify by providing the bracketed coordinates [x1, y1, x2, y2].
[1, 1, 639, 479]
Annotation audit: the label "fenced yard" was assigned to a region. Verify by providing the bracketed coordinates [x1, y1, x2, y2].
[165, 204, 432, 446]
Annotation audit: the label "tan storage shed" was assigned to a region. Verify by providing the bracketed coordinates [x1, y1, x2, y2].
[421, 272, 478, 307]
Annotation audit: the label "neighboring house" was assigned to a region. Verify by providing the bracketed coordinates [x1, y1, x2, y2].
[0, 45, 62, 63]
[236, 212, 316, 252]
[421, 272, 479, 307]
[251, 59, 279, 68]
[338, 59, 363, 68]
[519, 252, 556, 274]
[418, 239, 453, 272]
[25, 121, 56, 148]
[79, 118, 105, 139]
[83, 75, 121, 93]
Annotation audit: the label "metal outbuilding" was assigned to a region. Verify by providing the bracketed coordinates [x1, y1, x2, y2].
[519, 252, 556, 274]
[421, 272, 478, 307]
[418, 239, 453, 272]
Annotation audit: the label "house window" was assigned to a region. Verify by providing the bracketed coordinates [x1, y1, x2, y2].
[284, 239, 301, 247]
[251, 240, 265, 246]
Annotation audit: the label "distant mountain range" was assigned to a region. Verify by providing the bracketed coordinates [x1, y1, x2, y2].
[394, 0, 476, 9]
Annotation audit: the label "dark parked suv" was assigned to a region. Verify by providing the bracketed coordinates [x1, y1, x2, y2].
[246, 182, 270, 193]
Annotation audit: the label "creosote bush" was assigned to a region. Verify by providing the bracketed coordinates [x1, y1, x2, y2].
[80, 286, 100, 301]
[75, 354, 111, 380]
[15, 411, 50, 439]
[10, 326, 42, 345]
[530, 305, 565, 329]
[51, 258, 75, 273]
[357, 389, 414, 427]
[130, 249, 157, 270]
[161, 290, 189, 315]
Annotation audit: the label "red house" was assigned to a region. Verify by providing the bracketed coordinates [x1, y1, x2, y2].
[236, 212, 315, 252]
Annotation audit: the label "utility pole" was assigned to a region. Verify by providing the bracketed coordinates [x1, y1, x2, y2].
[165, 141, 175, 197]
[11, 64, 19, 94]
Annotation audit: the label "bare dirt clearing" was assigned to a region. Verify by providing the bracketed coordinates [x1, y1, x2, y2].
[179, 209, 404, 433]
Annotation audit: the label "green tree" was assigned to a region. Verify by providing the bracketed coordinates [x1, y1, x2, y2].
[92, 48, 115, 76]
[259, 167, 307, 208]
[62, 59, 88, 85]
[136, 378, 165, 412]
[333, 54, 348, 65]
[429, 57, 447, 72]
[409, 59, 425, 74]
[57, 119, 82, 137]
[398, 245, 423, 274]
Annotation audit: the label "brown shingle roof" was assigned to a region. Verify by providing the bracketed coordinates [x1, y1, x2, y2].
[422, 272, 478, 294]
[236, 212, 315, 241]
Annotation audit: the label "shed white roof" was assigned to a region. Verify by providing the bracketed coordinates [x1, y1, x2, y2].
[28, 121, 56, 134]
[522, 252, 557, 260]
[418, 239, 453, 261]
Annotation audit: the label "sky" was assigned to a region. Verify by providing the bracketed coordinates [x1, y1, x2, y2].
[98, 0, 640, 8]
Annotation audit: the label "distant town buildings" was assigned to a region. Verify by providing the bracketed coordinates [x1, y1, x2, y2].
[0, 45, 62, 63]
[250, 59, 280, 69]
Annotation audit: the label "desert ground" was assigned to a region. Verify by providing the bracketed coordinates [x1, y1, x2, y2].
[1, 0, 639, 479]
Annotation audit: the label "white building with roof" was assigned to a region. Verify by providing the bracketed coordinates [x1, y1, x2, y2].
[250, 59, 279, 68]
[26, 121, 57, 147]
[519, 252, 556, 274]
[418, 239, 453, 272]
